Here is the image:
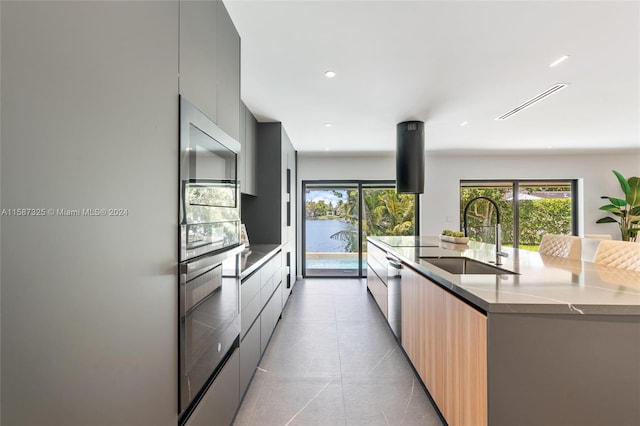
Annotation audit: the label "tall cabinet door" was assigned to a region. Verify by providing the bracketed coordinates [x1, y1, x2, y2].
[179, 0, 218, 122]
[240, 102, 257, 196]
[216, 2, 240, 141]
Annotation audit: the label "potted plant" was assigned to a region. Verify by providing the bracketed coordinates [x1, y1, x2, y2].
[596, 170, 640, 242]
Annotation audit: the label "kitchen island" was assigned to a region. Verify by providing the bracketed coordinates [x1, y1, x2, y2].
[368, 236, 640, 426]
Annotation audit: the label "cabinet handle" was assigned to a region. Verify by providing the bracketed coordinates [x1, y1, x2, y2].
[386, 256, 402, 269]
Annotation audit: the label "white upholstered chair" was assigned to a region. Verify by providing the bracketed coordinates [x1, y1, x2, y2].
[538, 234, 582, 260]
[593, 240, 640, 272]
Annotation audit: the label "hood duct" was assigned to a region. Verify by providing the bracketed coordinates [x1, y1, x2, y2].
[396, 121, 424, 194]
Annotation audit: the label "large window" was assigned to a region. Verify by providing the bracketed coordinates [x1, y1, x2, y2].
[302, 181, 418, 277]
[460, 180, 577, 251]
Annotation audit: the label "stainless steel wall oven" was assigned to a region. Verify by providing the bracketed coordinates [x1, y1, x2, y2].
[179, 96, 241, 262]
[178, 96, 243, 423]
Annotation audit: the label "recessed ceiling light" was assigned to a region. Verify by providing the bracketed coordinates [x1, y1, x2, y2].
[324, 70, 336, 78]
[324, 147, 330, 151]
[460, 121, 469, 127]
[549, 55, 570, 67]
[324, 122, 333, 127]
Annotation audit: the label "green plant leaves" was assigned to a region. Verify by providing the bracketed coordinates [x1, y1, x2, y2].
[613, 170, 631, 195]
[597, 171, 640, 241]
[599, 204, 622, 214]
[605, 197, 627, 207]
[596, 217, 618, 224]
[627, 176, 640, 206]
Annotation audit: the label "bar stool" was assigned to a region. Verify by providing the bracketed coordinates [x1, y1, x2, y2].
[593, 240, 640, 272]
[538, 234, 582, 260]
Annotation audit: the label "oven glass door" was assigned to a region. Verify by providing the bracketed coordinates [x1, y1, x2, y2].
[179, 97, 241, 261]
[184, 125, 237, 209]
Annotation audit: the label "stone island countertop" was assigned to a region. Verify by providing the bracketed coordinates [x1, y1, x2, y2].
[369, 236, 640, 315]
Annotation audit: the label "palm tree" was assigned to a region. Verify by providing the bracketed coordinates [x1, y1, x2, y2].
[330, 189, 415, 252]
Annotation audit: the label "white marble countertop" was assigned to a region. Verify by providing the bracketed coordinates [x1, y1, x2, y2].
[369, 236, 640, 315]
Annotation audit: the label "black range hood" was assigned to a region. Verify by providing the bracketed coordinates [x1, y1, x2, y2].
[396, 121, 424, 194]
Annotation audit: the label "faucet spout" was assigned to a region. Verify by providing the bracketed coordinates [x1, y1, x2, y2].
[462, 196, 507, 265]
[494, 223, 508, 265]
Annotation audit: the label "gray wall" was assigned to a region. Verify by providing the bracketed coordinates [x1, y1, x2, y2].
[0, 3, 3, 420]
[1, 2, 178, 425]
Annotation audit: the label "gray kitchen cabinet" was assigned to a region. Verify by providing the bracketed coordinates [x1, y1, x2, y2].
[215, 2, 240, 141]
[239, 321, 260, 397]
[260, 282, 282, 355]
[184, 349, 240, 426]
[179, 0, 218, 122]
[239, 102, 257, 195]
[242, 123, 297, 305]
[239, 250, 283, 398]
[179, 0, 240, 141]
[245, 105, 258, 195]
[238, 103, 246, 193]
[367, 242, 389, 317]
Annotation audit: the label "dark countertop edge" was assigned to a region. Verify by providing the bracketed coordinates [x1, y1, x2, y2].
[368, 237, 640, 317]
[240, 244, 282, 279]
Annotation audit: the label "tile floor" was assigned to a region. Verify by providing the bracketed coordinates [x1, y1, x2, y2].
[233, 278, 443, 426]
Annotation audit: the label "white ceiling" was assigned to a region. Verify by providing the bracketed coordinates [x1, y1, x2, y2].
[225, 0, 640, 154]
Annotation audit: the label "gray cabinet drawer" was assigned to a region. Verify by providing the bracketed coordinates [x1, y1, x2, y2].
[240, 321, 260, 397]
[367, 265, 388, 318]
[367, 243, 388, 284]
[184, 348, 239, 426]
[260, 273, 276, 307]
[260, 283, 281, 356]
[262, 252, 282, 286]
[241, 292, 261, 338]
[241, 270, 261, 311]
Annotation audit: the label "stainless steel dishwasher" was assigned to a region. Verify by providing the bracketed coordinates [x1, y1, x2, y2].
[386, 255, 402, 342]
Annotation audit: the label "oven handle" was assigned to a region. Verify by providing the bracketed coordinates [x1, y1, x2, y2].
[180, 244, 245, 276]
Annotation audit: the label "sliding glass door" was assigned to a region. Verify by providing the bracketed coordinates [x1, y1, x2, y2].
[303, 181, 418, 277]
[517, 182, 573, 250]
[460, 180, 577, 251]
[303, 183, 360, 277]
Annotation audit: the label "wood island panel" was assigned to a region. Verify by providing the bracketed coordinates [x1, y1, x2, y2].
[401, 264, 487, 426]
[444, 293, 487, 426]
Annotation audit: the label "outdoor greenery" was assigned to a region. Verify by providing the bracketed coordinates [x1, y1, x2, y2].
[596, 170, 640, 242]
[306, 188, 415, 252]
[460, 185, 572, 248]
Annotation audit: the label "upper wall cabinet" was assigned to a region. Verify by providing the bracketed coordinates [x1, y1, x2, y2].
[179, 0, 240, 141]
[240, 102, 258, 196]
[179, 0, 217, 122]
[215, 3, 241, 142]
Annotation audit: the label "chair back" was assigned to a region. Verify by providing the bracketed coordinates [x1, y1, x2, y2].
[593, 240, 640, 272]
[538, 234, 581, 260]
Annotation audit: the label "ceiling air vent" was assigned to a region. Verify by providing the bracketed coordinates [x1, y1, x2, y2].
[495, 83, 568, 120]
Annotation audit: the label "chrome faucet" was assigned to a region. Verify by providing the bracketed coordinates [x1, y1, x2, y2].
[462, 196, 509, 265]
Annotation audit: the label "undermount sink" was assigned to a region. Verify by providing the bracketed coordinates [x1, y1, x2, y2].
[421, 257, 517, 275]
